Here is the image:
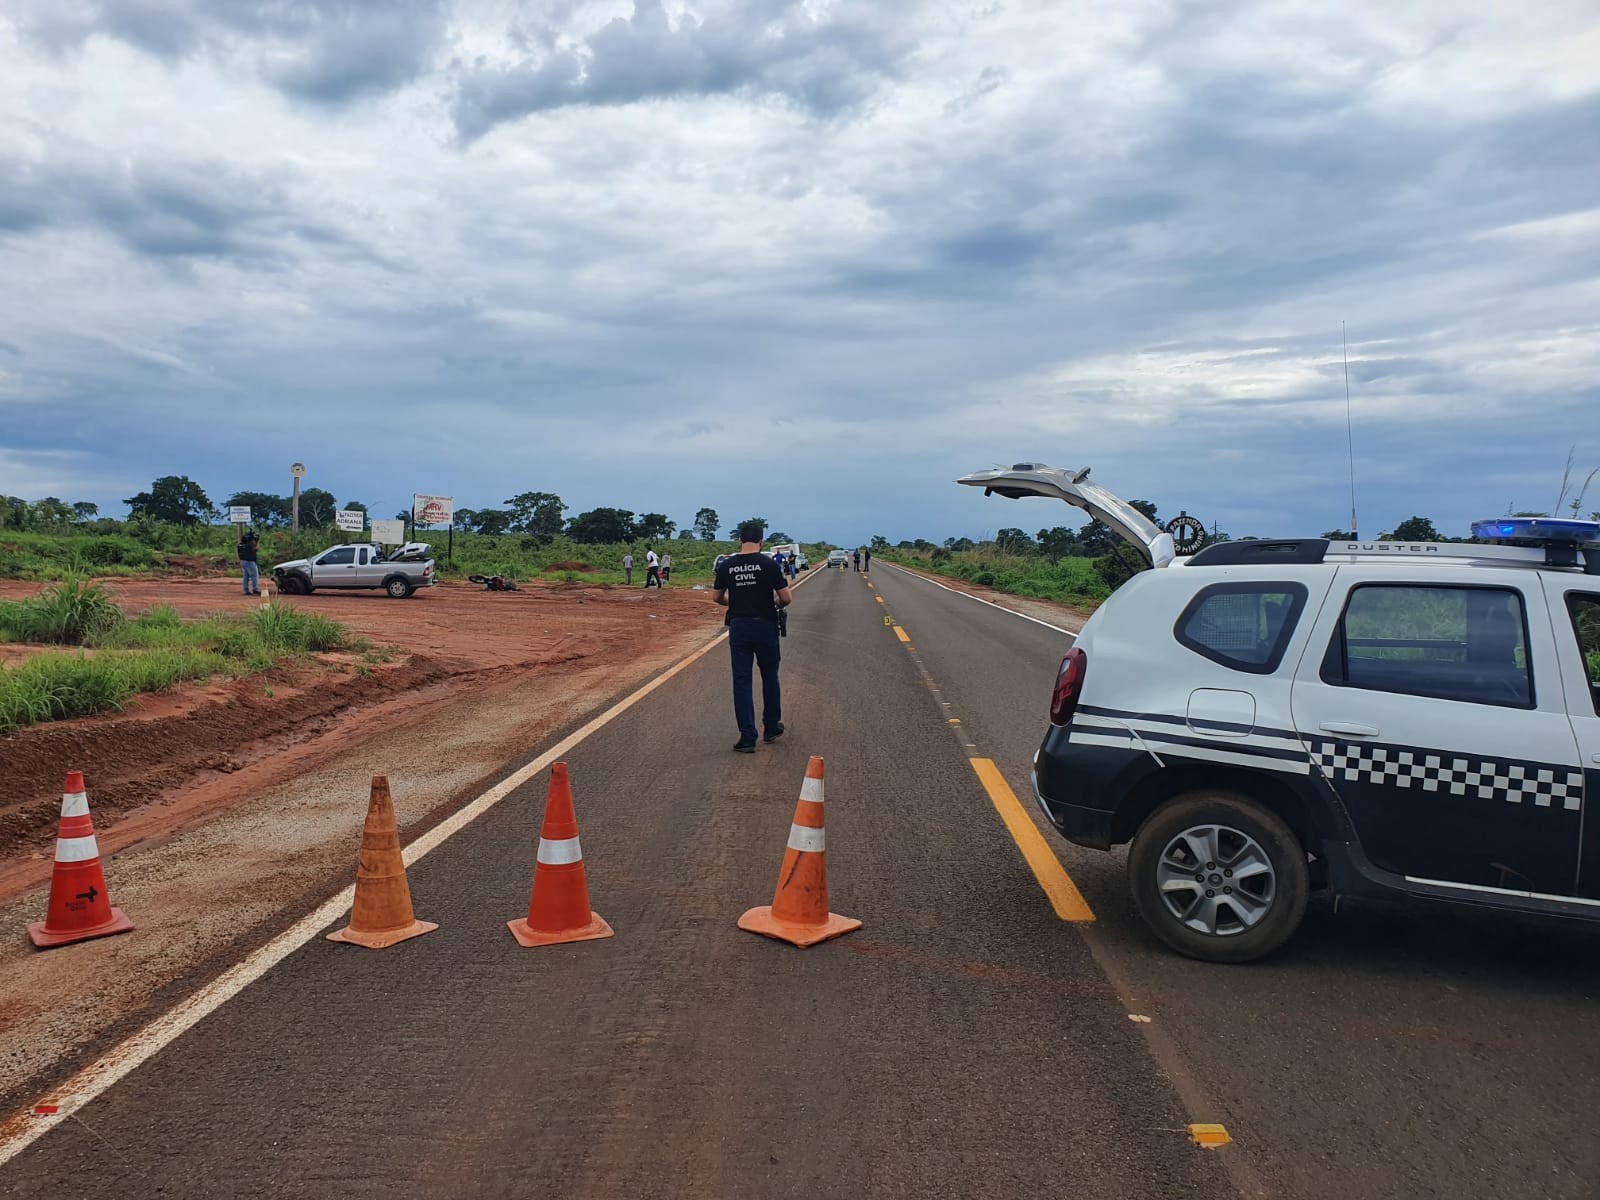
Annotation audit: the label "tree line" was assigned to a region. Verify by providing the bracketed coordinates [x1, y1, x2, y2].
[0, 477, 767, 547]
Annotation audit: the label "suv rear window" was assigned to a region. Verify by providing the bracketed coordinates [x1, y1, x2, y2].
[1174, 583, 1308, 674]
[1321, 584, 1532, 707]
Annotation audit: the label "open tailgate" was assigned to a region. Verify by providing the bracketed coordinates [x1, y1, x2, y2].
[956, 463, 1175, 568]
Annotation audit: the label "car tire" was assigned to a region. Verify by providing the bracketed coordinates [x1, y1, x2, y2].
[1128, 790, 1309, 964]
[385, 576, 414, 599]
[278, 575, 304, 595]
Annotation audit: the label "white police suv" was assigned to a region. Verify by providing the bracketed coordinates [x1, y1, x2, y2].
[961, 463, 1600, 963]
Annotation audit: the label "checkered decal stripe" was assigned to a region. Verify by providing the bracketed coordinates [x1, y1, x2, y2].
[1310, 740, 1583, 812]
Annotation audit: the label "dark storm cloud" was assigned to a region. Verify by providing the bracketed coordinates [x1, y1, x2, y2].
[0, 154, 373, 265]
[13, 0, 450, 104]
[451, 0, 907, 140]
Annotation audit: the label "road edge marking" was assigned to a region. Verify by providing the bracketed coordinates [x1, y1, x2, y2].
[969, 758, 1095, 923]
[0, 616, 741, 1164]
[879, 562, 1078, 636]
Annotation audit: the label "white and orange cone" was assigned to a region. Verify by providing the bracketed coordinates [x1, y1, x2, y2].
[739, 756, 861, 948]
[27, 771, 135, 949]
[508, 762, 614, 947]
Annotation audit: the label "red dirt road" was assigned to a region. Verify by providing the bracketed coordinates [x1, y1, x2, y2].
[0, 576, 719, 876]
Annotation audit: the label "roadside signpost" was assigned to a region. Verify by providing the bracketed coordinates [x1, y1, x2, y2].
[413, 494, 455, 564]
[1164, 512, 1207, 556]
[228, 506, 251, 526]
[335, 509, 364, 534]
[290, 463, 306, 533]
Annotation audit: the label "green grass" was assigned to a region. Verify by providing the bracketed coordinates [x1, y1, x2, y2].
[405, 531, 824, 586]
[0, 591, 359, 734]
[0, 649, 231, 733]
[0, 524, 830, 589]
[0, 578, 126, 644]
[879, 547, 1111, 608]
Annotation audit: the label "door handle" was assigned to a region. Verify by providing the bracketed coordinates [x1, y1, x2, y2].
[1319, 721, 1380, 737]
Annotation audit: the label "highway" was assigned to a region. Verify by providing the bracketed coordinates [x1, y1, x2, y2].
[4, 563, 1598, 1199]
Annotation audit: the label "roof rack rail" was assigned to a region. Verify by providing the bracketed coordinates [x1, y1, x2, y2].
[1185, 539, 1600, 574]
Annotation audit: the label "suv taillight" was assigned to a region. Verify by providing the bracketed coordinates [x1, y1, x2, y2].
[1049, 647, 1087, 726]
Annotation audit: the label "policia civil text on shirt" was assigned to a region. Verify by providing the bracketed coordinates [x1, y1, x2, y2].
[713, 521, 793, 753]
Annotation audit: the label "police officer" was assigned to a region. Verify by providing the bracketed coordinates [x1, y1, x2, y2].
[713, 521, 792, 753]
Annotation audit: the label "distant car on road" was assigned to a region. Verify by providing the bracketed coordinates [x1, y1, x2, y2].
[827, 550, 849, 568]
[963, 461, 1600, 963]
[272, 542, 437, 599]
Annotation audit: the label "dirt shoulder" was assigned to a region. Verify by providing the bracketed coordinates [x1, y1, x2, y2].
[879, 563, 1093, 632]
[0, 575, 724, 1107]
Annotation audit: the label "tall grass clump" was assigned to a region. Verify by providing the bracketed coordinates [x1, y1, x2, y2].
[0, 594, 361, 734]
[0, 579, 125, 644]
[0, 649, 228, 733]
[250, 604, 348, 653]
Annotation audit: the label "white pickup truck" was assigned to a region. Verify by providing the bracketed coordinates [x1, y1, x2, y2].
[271, 542, 437, 599]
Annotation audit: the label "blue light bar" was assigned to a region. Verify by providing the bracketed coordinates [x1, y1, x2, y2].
[1472, 517, 1600, 544]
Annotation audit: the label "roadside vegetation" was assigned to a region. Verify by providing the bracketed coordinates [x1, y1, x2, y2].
[879, 544, 1113, 608]
[0, 580, 360, 733]
[1, 488, 828, 587]
[0, 527, 827, 588]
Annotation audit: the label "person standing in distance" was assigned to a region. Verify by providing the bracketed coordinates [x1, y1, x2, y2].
[622, 551, 634, 586]
[645, 547, 661, 588]
[238, 530, 261, 596]
[863, 547, 871, 573]
[714, 521, 792, 753]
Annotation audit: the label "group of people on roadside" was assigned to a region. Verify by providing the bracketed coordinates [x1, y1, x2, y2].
[622, 549, 671, 587]
[851, 549, 871, 572]
[770, 549, 800, 582]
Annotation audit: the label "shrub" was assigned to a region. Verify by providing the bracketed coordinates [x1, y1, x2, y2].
[0, 579, 125, 645]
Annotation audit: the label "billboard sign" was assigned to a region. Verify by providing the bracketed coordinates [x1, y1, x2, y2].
[335, 509, 365, 533]
[412, 494, 454, 528]
[228, 506, 252, 524]
[370, 519, 405, 546]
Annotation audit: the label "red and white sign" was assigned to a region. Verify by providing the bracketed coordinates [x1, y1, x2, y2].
[412, 494, 454, 527]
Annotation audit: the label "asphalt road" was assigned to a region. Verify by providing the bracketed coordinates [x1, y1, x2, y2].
[5, 563, 1598, 1198]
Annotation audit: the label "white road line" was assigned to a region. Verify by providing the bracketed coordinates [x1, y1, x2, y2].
[0, 601, 759, 1164]
[878, 562, 1079, 637]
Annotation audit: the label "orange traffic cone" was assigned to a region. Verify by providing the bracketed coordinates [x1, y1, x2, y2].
[327, 777, 437, 949]
[27, 771, 135, 948]
[739, 756, 862, 948]
[508, 762, 613, 947]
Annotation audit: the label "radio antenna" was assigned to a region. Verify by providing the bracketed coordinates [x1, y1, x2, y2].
[1343, 321, 1358, 539]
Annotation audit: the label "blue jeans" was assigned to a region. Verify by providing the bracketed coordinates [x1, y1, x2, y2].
[728, 617, 781, 743]
[241, 560, 260, 594]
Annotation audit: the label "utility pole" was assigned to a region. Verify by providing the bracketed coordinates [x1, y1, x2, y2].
[291, 463, 305, 533]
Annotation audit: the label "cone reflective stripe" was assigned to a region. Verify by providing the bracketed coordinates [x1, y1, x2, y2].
[327, 776, 437, 949]
[27, 770, 135, 949]
[508, 762, 613, 947]
[739, 756, 862, 948]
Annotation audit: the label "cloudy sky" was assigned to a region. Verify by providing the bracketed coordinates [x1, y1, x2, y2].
[2, 0, 1597, 545]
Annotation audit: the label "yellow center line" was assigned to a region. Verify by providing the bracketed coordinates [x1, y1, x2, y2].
[969, 758, 1096, 923]
[893, 626, 911, 643]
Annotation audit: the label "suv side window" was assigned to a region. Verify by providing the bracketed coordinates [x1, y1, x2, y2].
[1567, 593, 1600, 716]
[1174, 582, 1308, 674]
[1321, 584, 1532, 708]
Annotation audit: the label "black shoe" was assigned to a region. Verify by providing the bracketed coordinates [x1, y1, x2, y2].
[733, 740, 757, 754]
[763, 723, 785, 744]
